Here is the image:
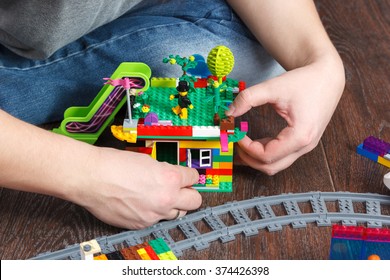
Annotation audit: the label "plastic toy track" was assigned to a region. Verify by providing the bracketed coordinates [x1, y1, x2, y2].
[32, 191, 390, 260]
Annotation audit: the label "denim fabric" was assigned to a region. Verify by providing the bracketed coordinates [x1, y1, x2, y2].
[0, 0, 284, 124]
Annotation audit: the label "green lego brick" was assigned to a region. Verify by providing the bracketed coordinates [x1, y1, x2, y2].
[151, 77, 177, 88]
[195, 182, 232, 192]
[213, 155, 233, 162]
[149, 238, 171, 255]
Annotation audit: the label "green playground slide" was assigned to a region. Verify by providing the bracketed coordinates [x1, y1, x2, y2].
[53, 62, 151, 144]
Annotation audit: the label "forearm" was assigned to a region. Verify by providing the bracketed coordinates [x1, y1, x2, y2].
[227, 0, 342, 70]
[0, 109, 97, 203]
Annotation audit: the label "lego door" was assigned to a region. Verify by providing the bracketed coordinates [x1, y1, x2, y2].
[155, 142, 179, 165]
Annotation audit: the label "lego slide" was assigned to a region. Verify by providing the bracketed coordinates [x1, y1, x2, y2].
[53, 62, 151, 144]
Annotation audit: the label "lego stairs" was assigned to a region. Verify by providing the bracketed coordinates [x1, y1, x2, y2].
[53, 62, 151, 144]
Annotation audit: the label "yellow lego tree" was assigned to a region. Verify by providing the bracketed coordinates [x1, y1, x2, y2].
[206, 46, 235, 124]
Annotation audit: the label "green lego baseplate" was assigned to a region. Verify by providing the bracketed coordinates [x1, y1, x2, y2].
[132, 77, 240, 129]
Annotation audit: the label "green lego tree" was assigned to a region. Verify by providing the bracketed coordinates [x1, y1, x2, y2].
[206, 46, 235, 124]
[163, 55, 198, 93]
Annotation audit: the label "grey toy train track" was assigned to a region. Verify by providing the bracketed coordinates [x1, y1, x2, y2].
[32, 191, 390, 260]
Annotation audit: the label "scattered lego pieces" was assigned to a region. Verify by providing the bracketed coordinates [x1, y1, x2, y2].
[357, 136, 390, 168]
[329, 225, 390, 260]
[90, 238, 177, 261]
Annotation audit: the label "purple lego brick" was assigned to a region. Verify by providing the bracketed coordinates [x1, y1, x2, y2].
[363, 136, 390, 156]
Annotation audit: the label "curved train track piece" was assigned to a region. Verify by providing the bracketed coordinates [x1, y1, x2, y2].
[32, 191, 390, 259]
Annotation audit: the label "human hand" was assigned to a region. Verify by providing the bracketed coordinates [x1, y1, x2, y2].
[73, 147, 201, 229]
[226, 58, 345, 175]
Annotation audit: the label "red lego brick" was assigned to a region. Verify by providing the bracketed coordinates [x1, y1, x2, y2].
[144, 245, 160, 260]
[179, 148, 186, 162]
[137, 125, 192, 137]
[238, 80, 246, 92]
[206, 168, 233, 176]
[365, 228, 390, 242]
[331, 225, 365, 240]
[139, 147, 153, 154]
[194, 78, 208, 88]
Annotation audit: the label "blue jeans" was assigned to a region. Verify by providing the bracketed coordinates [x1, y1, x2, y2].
[0, 0, 284, 124]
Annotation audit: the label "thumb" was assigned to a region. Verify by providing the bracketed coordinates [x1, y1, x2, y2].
[226, 83, 271, 117]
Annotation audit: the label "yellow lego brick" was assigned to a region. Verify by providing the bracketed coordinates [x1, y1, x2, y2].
[212, 162, 220, 168]
[151, 77, 177, 88]
[205, 184, 219, 188]
[219, 162, 233, 169]
[111, 125, 137, 143]
[94, 254, 108, 260]
[179, 140, 221, 149]
[378, 156, 390, 168]
[158, 251, 177, 260]
[137, 248, 151, 260]
[219, 175, 232, 182]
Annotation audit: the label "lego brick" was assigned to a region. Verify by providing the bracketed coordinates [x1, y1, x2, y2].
[377, 156, 390, 168]
[111, 125, 137, 143]
[105, 251, 125, 260]
[144, 245, 160, 260]
[137, 248, 152, 260]
[93, 254, 108, 260]
[213, 155, 233, 162]
[194, 78, 208, 88]
[179, 140, 222, 149]
[192, 126, 220, 137]
[357, 143, 379, 162]
[149, 238, 171, 255]
[220, 131, 229, 152]
[206, 169, 233, 176]
[365, 228, 390, 242]
[151, 77, 177, 88]
[212, 162, 220, 168]
[80, 239, 102, 260]
[238, 80, 246, 92]
[363, 136, 390, 156]
[220, 116, 235, 131]
[219, 162, 233, 169]
[219, 175, 232, 183]
[157, 251, 177, 260]
[240, 121, 248, 132]
[331, 225, 365, 240]
[120, 247, 142, 260]
[137, 124, 192, 137]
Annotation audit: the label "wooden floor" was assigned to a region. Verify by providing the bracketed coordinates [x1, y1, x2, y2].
[0, 0, 389, 260]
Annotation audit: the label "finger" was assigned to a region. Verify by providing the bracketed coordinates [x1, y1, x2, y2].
[172, 165, 200, 187]
[238, 126, 312, 164]
[175, 186, 202, 211]
[226, 82, 273, 117]
[236, 143, 308, 175]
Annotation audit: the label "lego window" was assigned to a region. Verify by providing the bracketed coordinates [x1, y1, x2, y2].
[199, 149, 212, 167]
[187, 149, 212, 168]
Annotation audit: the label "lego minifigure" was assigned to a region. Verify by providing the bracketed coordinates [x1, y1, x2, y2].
[170, 81, 193, 119]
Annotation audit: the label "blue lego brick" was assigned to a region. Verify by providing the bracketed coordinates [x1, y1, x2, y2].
[357, 143, 379, 162]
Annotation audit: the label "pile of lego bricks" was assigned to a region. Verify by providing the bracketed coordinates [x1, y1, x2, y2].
[92, 238, 177, 260]
[357, 136, 390, 168]
[329, 225, 390, 260]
